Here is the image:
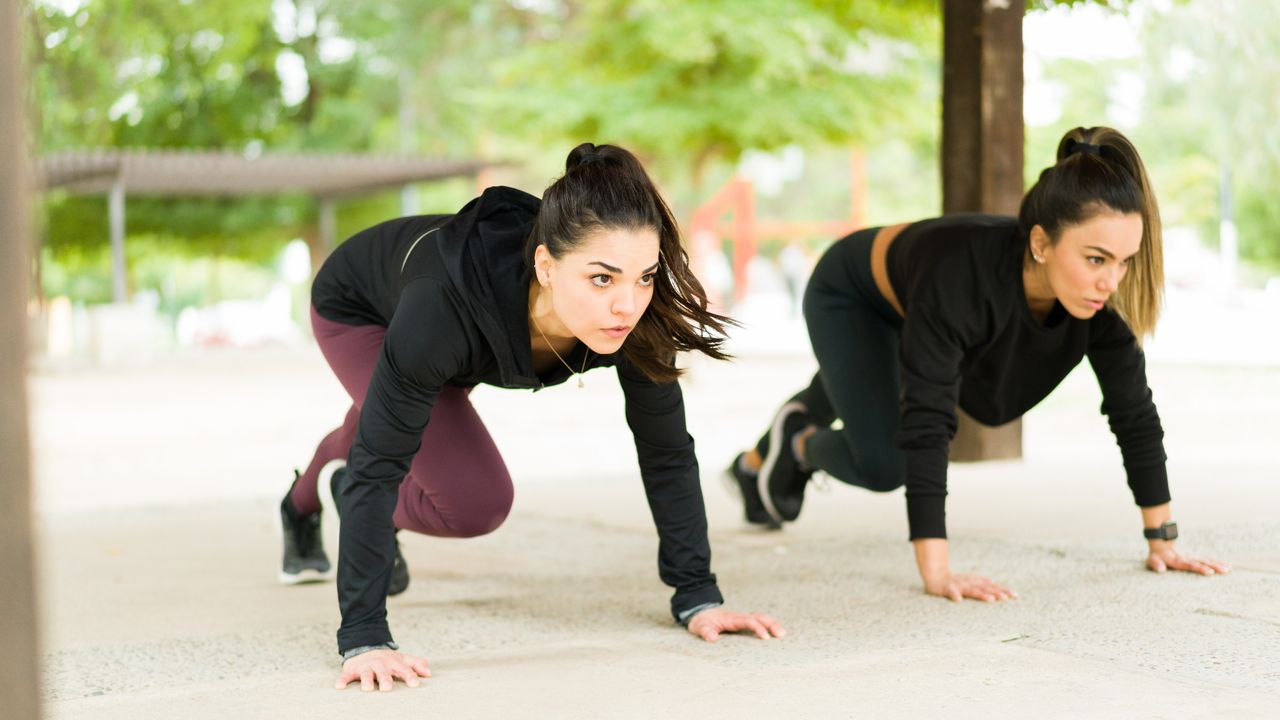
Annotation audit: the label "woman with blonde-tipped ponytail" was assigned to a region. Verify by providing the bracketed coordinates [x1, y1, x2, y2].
[728, 125, 1229, 604]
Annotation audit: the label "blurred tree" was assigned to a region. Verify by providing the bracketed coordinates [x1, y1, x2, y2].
[27, 0, 389, 301]
[1134, 0, 1280, 268]
[481, 0, 939, 181]
[27, 0, 1178, 307]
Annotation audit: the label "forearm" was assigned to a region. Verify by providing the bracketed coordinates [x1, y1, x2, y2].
[646, 475, 723, 618]
[1140, 501, 1174, 552]
[912, 527, 1015, 602]
[335, 476, 401, 654]
[912, 537, 950, 583]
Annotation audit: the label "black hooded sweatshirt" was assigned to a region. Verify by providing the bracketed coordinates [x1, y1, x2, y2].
[311, 187, 722, 654]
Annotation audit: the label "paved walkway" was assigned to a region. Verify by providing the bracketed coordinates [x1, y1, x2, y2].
[31, 331, 1280, 718]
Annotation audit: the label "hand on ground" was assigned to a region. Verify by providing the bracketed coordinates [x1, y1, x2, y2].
[924, 573, 1017, 603]
[686, 608, 786, 643]
[335, 648, 431, 692]
[1147, 546, 1231, 576]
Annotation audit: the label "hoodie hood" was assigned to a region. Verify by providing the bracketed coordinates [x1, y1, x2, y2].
[435, 185, 543, 389]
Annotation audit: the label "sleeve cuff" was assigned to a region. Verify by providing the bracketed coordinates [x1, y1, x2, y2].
[341, 642, 399, 663]
[1126, 464, 1171, 507]
[670, 584, 724, 622]
[676, 602, 723, 627]
[906, 494, 947, 540]
[337, 624, 395, 656]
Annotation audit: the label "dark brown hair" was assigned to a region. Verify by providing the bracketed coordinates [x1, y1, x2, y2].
[1018, 126, 1164, 339]
[526, 143, 734, 383]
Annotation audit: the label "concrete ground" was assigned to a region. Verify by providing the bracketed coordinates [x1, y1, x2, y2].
[30, 315, 1280, 719]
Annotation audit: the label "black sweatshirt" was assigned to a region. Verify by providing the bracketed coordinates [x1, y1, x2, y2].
[885, 214, 1170, 540]
[311, 187, 722, 654]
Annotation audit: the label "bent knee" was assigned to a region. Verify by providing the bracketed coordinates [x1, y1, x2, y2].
[858, 456, 905, 493]
[446, 495, 513, 538]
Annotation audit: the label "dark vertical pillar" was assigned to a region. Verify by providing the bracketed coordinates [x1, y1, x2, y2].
[1, 0, 43, 717]
[943, 0, 1025, 461]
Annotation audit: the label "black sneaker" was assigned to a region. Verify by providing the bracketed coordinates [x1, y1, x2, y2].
[278, 475, 332, 584]
[757, 401, 814, 524]
[324, 467, 411, 597]
[722, 453, 782, 529]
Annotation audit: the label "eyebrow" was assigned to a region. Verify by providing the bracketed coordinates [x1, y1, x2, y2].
[1085, 245, 1137, 260]
[589, 261, 660, 274]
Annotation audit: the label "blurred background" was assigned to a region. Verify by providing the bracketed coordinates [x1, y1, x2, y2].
[18, 0, 1280, 520]
[12, 4, 1280, 715]
[23, 0, 1278, 364]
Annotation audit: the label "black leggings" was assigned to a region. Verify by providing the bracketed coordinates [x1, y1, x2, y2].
[758, 227, 906, 493]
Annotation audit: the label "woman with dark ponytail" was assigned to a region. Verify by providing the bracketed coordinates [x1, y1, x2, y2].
[729, 126, 1230, 602]
[279, 143, 784, 691]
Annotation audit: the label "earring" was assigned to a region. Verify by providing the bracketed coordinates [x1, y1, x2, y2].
[1034, 255, 1044, 263]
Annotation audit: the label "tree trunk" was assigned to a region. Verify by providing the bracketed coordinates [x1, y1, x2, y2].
[942, 0, 1025, 461]
[1, 0, 43, 715]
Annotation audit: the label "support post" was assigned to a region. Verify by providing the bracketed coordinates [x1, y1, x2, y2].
[849, 148, 867, 229]
[319, 197, 337, 252]
[942, 0, 1025, 461]
[109, 175, 127, 302]
[400, 184, 419, 216]
[1, 0, 43, 714]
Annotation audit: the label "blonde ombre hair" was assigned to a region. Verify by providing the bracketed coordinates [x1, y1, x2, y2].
[1018, 126, 1164, 341]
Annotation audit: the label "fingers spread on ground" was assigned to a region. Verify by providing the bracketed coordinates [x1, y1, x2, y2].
[761, 616, 787, 637]
[360, 670, 375, 692]
[746, 618, 769, 639]
[377, 671, 394, 692]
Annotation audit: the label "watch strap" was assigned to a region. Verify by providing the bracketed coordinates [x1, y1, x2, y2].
[1143, 521, 1178, 541]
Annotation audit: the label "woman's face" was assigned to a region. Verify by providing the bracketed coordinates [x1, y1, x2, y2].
[536, 226, 661, 354]
[1032, 210, 1142, 320]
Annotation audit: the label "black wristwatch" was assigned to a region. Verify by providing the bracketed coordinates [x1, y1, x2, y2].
[1143, 521, 1178, 541]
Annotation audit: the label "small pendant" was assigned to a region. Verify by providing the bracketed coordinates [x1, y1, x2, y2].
[577, 376, 584, 389]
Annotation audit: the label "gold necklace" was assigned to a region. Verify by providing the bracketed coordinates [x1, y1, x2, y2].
[531, 315, 589, 388]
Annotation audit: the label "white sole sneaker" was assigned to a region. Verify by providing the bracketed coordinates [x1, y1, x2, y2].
[277, 567, 331, 585]
[276, 464, 341, 585]
[274, 510, 335, 584]
[756, 401, 806, 526]
[316, 458, 347, 524]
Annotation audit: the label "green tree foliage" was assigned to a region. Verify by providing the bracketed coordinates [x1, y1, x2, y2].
[27, 0, 400, 301]
[1134, 0, 1280, 267]
[482, 0, 938, 175]
[32, 1, 286, 149]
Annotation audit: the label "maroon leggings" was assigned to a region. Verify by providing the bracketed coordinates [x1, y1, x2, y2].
[290, 306, 514, 538]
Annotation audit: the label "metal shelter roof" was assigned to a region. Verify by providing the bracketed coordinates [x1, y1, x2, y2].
[38, 148, 490, 197]
[36, 148, 495, 303]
